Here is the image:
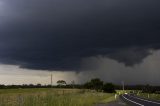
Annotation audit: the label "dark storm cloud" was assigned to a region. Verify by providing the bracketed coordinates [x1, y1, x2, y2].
[0, 0, 160, 70]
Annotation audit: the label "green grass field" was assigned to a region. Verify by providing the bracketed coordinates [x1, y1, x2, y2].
[0, 88, 115, 106]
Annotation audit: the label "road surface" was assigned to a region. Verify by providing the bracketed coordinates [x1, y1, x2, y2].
[120, 94, 160, 106]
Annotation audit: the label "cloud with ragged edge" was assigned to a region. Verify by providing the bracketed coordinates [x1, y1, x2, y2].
[0, 0, 160, 71]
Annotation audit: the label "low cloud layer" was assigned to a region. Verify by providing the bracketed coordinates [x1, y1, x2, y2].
[0, 0, 160, 71]
[79, 50, 160, 85]
[0, 50, 160, 85]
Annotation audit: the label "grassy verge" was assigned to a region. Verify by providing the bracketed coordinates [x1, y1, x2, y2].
[137, 93, 160, 101]
[0, 88, 115, 106]
[99, 94, 115, 103]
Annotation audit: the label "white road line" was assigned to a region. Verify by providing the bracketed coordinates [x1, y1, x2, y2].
[122, 95, 144, 106]
[129, 95, 160, 105]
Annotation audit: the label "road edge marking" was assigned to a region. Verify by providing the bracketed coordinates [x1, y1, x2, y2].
[122, 95, 144, 106]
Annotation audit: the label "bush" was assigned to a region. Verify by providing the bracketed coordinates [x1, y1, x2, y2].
[103, 83, 116, 93]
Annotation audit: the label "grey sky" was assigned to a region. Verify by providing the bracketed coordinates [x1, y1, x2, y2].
[0, 0, 160, 85]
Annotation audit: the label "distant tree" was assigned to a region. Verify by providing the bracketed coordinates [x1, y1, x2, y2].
[0, 84, 5, 89]
[29, 84, 34, 88]
[37, 83, 42, 87]
[57, 80, 67, 87]
[142, 84, 156, 93]
[84, 82, 92, 89]
[84, 78, 103, 91]
[91, 78, 103, 91]
[103, 83, 116, 93]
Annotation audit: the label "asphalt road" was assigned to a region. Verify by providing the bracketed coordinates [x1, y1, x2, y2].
[95, 97, 128, 106]
[120, 94, 160, 106]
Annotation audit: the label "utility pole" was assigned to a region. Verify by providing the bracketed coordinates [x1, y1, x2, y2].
[51, 74, 53, 86]
[71, 80, 75, 88]
[122, 81, 124, 92]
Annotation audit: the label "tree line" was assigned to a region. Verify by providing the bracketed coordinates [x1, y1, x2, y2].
[0, 78, 160, 93]
[0, 78, 116, 93]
